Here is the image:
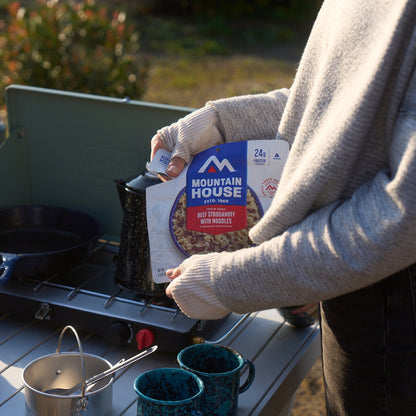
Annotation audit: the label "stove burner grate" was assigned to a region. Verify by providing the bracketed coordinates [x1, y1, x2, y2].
[0, 239, 248, 351]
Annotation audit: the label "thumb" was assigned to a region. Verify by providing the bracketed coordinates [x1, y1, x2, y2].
[166, 155, 186, 178]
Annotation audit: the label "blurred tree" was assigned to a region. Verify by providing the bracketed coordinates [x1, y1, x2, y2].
[0, 0, 149, 111]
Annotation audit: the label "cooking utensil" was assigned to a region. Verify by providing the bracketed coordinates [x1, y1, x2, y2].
[0, 205, 101, 285]
[114, 173, 167, 297]
[46, 344, 158, 395]
[23, 326, 113, 416]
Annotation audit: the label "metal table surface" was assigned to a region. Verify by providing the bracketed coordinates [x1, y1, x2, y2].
[0, 309, 320, 416]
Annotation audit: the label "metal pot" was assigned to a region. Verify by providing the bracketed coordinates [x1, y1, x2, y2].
[114, 171, 167, 298]
[22, 326, 113, 416]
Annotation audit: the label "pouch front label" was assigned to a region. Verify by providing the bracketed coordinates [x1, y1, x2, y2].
[186, 142, 247, 234]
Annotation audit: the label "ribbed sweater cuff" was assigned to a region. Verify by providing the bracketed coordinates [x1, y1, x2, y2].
[169, 254, 230, 320]
[157, 105, 223, 163]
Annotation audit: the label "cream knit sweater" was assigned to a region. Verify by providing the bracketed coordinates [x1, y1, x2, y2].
[161, 0, 416, 319]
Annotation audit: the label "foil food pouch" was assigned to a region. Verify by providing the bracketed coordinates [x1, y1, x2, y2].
[146, 140, 289, 283]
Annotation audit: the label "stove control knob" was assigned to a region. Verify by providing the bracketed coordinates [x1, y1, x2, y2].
[136, 329, 155, 350]
[106, 322, 132, 346]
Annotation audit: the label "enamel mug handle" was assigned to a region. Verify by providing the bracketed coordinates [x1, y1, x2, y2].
[239, 359, 255, 394]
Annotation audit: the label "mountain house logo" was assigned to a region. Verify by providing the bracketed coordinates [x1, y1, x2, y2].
[198, 156, 236, 174]
[261, 177, 279, 198]
[185, 144, 248, 235]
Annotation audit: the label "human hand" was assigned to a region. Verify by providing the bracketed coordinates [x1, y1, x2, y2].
[165, 265, 181, 298]
[150, 133, 185, 179]
[164, 253, 230, 320]
[165, 254, 200, 299]
[151, 105, 223, 180]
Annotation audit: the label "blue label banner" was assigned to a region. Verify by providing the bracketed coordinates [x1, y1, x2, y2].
[186, 142, 248, 234]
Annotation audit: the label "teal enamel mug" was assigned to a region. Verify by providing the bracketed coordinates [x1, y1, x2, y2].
[134, 368, 204, 415]
[177, 344, 255, 416]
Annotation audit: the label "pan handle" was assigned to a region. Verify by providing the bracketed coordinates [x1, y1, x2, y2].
[0, 253, 19, 285]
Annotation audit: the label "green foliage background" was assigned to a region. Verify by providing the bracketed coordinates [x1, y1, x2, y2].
[0, 0, 322, 114]
[0, 0, 149, 111]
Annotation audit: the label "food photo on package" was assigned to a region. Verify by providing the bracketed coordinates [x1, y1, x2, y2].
[146, 140, 289, 284]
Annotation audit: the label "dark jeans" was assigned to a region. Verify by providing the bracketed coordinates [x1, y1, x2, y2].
[321, 265, 416, 415]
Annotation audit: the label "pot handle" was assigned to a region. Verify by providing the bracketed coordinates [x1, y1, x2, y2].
[0, 253, 19, 285]
[56, 325, 88, 397]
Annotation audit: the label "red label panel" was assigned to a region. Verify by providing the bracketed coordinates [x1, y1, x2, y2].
[187, 205, 247, 235]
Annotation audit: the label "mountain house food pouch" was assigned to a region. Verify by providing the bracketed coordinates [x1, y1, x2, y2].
[146, 140, 289, 284]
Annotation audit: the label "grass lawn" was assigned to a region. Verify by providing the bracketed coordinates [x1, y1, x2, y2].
[142, 53, 297, 108]
[139, 15, 307, 108]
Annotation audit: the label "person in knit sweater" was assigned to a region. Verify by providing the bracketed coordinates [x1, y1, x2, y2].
[150, 0, 416, 414]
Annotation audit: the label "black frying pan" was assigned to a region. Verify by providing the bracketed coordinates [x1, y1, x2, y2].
[0, 205, 101, 285]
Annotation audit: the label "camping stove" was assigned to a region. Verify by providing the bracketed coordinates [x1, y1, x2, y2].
[0, 85, 247, 353]
[0, 238, 246, 352]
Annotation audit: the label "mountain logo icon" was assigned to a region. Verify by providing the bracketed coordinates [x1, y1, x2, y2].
[261, 177, 279, 198]
[198, 156, 236, 173]
[265, 183, 277, 192]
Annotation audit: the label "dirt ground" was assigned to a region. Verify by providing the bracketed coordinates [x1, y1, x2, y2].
[292, 359, 326, 415]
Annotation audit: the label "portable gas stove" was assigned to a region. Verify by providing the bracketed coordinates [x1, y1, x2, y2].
[0, 85, 246, 352]
[0, 238, 245, 352]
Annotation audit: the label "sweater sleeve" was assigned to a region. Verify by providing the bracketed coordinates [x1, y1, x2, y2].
[157, 105, 223, 163]
[166, 111, 416, 319]
[157, 87, 290, 162]
[211, 108, 416, 313]
[207, 88, 291, 142]
[168, 253, 231, 320]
